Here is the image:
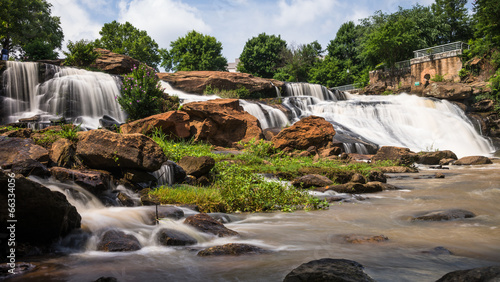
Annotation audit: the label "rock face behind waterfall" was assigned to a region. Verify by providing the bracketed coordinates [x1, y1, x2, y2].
[157, 71, 284, 97]
[0, 170, 81, 250]
[76, 129, 167, 171]
[272, 116, 336, 150]
[93, 48, 144, 75]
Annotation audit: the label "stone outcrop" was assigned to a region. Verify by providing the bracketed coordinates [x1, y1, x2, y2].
[182, 99, 264, 147]
[372, 146, 418, 166]
[422, 82, 473, 100]
[417, 150, 458, 165]
[291, 174, 334, 189]
[272, 116, 336, 151]
[178, 156, 215, 178]
[184, 213, 239, 237]
[120, 111, 191, 138]
[283, 258, 375, 282]
[454, 156, 492, 165]
[96, 229, 142, 252]
[157, 71, 284, 97]
[0, 136, 49, 169]
[197, 243, 268, 256]
[50, 138, 76, 167]
[156, 228, 197, 246]
[0, 171, 81, 245]
[93, 48, 144, 75]
[76, 129, 167, 172]
[436, 265, 500, 282]
[49, 167, 112, 195]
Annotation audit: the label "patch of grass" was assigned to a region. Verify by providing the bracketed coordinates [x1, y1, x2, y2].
[204, 84, 252, 99]
[431, 74, 445, 82]
[151, 128, 215, 162]
[150, 185, 226, 213]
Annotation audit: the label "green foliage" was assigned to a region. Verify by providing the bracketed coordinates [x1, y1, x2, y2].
[95, 21, 161, 69]
[161, 30, 227, 72]
[203, 85, 253, 99]
[431, 74, 445, 82]
[472, 0, 500, 50]
[0, 0, 63, 59]
[151, 129, 215, 162]
[238, 33, 287, 78]
[58, 123, 80, 141]
[150, 185, 226, 213]
[117, 64, 165, 121]
[273, 41, 323, 82]
[63, 40, 100, 67]
[308, 56, 343, 88]
[239, 138, 276, 158]
[431, 0, 472, 43]
[22, 38, 59, 61]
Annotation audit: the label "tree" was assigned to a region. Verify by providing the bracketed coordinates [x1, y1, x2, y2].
[238, 33, 287, 78]
[273, 41, 323, 82]
[308, 56, 344, 88]
[22, 38, 59, 61]
[432, 0, 473, 43]
[472, 0, 500, 49]
[161, 30, 227, 72]
[63, 40, 100, 67]
[95, 21, 161, 69]
[0, 0, 63, 59]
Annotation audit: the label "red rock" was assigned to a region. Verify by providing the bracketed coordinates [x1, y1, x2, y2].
[0, 136, 49, 168]
[120, 111, 190, 138]
[272, 116, 336, 150]
[93, 48, 145, 75]
[372, 146, 418, 166]
[423, 82, 473, 100]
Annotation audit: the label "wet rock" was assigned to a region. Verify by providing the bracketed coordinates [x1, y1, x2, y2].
[291, 174, 334, 189]
[454, 156, 492, 165]
[139, 188, 160, 206]
[342, 234, 389, 244]
[272, 116, 335, 151]
[182, 99, 264, 147]
[120, 111, 191, 138]
[436, 265, 500, 282]
[350, 173, 366, 184]
[197, 243, 268, 256]
[379, 166, 418, 173]
[50, 138, 76, 167]
[435, 172, 445, 178]
[423, 82, 472, 100]
[11, 158, 50, 177]
[411, 209, 476, 221]
[439, 158, 456, 165]
[471, 99, 495, 112]
[367, 171, 387, 183]
[283, 258, 375, 282]
[372, 146, 418, 166]
[422, 246, 453, 256]
[117, 192, 135, 207]
[178, 156, 215, 178]
[50, 167, 112, 195]
[184, 213, 239, 237]
[0, 170, 81, 245]
[96, 230, 142, 252]
[0, 136, 49, 168]
[263, 127, 282, 141]
[325, 182, 383, 194]
[123, 169, 156, 184]
[76, 129, 167, 171]
[418, 150, 457, 165]
[147, 206, 185, 223]
[157, 228, 197, 246]
[0, 262, 36, 280]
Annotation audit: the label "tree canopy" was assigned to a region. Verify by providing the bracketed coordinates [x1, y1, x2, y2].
[161, 30, 227, 72]
[238, 33, 287, 78]
[273, 41, 323, 82]
[431, 0, 472, 43]
[94, 21, 162, 69]
[0, 0, 63, 60]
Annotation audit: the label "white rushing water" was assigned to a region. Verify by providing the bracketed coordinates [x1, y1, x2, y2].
[2, 61, 125, 129]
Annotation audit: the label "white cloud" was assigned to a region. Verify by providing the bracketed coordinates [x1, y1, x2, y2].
[117, 0, 211, 49]
[274, 0, 339, 27]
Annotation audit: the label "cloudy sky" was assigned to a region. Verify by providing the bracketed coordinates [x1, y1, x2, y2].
[48, 0, 473, 67]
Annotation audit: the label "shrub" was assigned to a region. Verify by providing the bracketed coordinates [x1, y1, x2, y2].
[63, 40, 100, 67]
[431, 74, 445, 82]
[117, 64, 165, 121]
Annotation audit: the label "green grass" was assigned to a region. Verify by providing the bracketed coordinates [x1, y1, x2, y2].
[149, 185, 226, 213]
[151, 128, 215, 162]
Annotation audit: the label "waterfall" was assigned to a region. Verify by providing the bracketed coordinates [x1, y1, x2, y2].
[2, 61, 125, 129]
[282, 83, 495, 158]
[239, 100, 290, 129]
[153, 162, 175, 187]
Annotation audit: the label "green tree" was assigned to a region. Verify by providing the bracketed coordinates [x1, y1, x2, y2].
[472, 0, 500, 49]
[308, 56, 344, 87]
[0, 0, 63, 59]
[94, 21, 161, 69]
[22, 38, 59, 61]
[273, 41, 323, 82]
[238, 33, 287, 78]
[431, 0, 472, 43]
[161, 30, 227, 72]
[63, 39, 100, 67]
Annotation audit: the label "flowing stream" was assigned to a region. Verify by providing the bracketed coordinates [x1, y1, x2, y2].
[9, 162, 500, 281]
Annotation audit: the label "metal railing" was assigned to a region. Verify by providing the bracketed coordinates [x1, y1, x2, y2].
[413, 41, 469, 58]
[331, 84, 360, 92]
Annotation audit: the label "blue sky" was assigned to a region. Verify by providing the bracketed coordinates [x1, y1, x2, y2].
[49, 0, 474, 67]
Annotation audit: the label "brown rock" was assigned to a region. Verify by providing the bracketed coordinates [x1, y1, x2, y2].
[411, 209, 475, 221]
[471, 99, 495, 112]
[197, 243, 268, 256]
[423, 82, 473, 100]
[182, 99, 264, 147]
[49, 167, 112, 194]
[76, 129, 167, 171]
[325, 182, 383, 194]
[417, 150, 457, 165]
[11, 159, 50, 177]
[156, 228, 197, 246]
[372, 146, 418, 166]
[350, 173, 367, 184]
[0, 128, 33, 138]
[157, 71, 284, 97]
[96, 229, 141, 252]
[379, 166, 418, 173]
[120, 111, 191, 138]
[319, 147, 342, 158]
[283, 258, 375, 282]
[50, 138, 76, 167]
[0, 136, 49, 168]
[342, 234, 389, 244]
[436, 265, 500, 282]
[454, 156, 492, 165]
[291, 174, 334, 189]
[178, 156, 215, 178]
[184, 213, 238, 237]
[93, 48, 144, 75]
[439, 158, 456, 165]
[272, 116, 336, 150]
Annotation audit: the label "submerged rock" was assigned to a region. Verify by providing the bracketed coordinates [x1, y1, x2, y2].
[411, 209, 476, 221]
[157, 228, 197, 246]
[283, 258, 375, 282]
[96, 230, 141, 252]
[436, 265, 500, 282]
[341, 234, 389, 244]
[184, 213, 238, 237]
[272, 116, 336, 151]
[454, 156, 492, 165]
[197, 243, 268, 256]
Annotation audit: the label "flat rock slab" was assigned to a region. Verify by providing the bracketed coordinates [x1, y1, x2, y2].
[411, 209, 476, 221]
[283, 258, 376, 282]
[184, 213, 238, 237]
[454, 156, 492, 165]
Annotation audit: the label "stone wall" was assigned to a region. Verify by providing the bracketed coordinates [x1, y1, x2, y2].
[368, 67, 412, 94]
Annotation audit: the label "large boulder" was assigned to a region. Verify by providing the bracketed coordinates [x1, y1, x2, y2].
[184, 213, 239, 237]
[283, 258, 375, 282]
[291, 174, 334, 189]
[436, 265, 500, 282]
[182, 99, 264, 147]
[96, 229, 141, 252]
[272, 116, 336, 151]
[418, 150, 458, 165]
[0, 136, 49, 168]
[178, 156, 215, 178]
[423, 82, 473, 100]
[411, 209, 476, 221]
[156, 228, 197, 246]
[454, 156, 492, 165]
[0, 170, 81, 245]
[49, 167, 112, 195]
[197, 243, 268, 256]
[50, 138, 76, 167]
[157, 71, 284, 97]
[93, 48, 144, 75]
[120, 111, 191, 138]
[372, 146, 418, 166]
[76, 129, 167, 172]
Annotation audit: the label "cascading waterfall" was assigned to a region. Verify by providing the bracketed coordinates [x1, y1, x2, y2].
[239, 100, 289, 129]
[2, 61, 125, 129]
[282, 82, 495, 158]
